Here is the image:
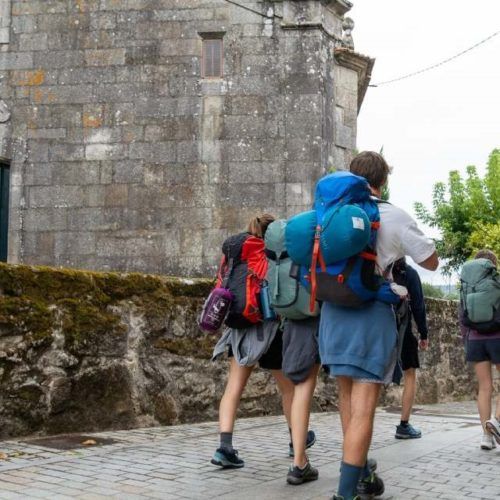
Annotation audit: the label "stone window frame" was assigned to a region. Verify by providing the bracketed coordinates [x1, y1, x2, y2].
[0, 0, 11, 44]
[199, 32, 225, 79]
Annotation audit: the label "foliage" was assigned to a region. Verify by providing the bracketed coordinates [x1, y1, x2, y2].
[468, 222, 500, 258]
[414, 149, 500, 274]
[421, 282, 444, 298]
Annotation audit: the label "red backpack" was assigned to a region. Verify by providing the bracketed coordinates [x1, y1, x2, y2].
[216, 232, 268, 329]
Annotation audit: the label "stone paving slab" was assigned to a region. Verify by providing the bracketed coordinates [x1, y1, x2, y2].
[0, 402, 499, 499]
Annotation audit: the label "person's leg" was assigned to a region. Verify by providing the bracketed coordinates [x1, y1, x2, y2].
[290, 364, 320, 468]
[337, 375, 353, 437]
[338, 381, 381, 499]
[271, 369, 295, 428]
[495, 364, 500, 419]
[485, 364, 500, 444]
[212, 358, 254, 468]
[343, 381, 381, 466]
[219, 358, 254, 433]
[400, 368, 416, 422]
[474, 361, 493, 430]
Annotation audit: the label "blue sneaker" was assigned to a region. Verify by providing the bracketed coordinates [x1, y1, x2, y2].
[395, 423, 422, 439]
[211, 447, 244, 468]
[289, 430, 316, 457]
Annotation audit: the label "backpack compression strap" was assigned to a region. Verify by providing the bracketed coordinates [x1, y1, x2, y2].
[310, 225, 326, 312]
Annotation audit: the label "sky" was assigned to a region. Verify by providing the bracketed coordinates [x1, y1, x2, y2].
[349, 0, 500, 284]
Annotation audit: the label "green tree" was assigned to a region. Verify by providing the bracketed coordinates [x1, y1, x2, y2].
[421, 282, 444, 298]
[414, 149, 500, 274]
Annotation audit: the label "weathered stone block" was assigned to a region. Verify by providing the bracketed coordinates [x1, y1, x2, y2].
[52, 161, 100, 186]
[129, 142, 176, 162]
[49, 144, 85, 162]
[85, 143, 127, 161]
[29, 186, 86, 208]
[85, 49, 126, 67]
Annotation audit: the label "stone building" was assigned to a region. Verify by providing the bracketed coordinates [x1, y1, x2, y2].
[0, 0, 373, 276]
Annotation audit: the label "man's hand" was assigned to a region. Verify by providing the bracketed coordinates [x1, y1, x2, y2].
[419, 339, 429, 350]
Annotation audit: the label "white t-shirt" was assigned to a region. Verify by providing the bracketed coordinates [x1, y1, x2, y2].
[376, 202, 436, 276]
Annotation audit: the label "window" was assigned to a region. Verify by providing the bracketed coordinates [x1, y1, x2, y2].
[202, 36, 223, 78]
[0, 0, 11, 44]
[0, 161, 9, 261]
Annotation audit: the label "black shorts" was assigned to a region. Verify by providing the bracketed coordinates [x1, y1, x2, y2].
[401, 330, 420, 371]
[227, 328, 283, 370]
[466, 338, 500, 364]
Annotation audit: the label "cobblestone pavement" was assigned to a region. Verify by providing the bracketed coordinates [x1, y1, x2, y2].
[0, 401, 499, 499]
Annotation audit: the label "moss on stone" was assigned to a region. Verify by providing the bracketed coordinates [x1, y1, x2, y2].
[0, 263, 211, 348]
[0, 263, 109, 304]
[162, 277, 214, 298]
[154, 336, 217, 359]
[58, 299, 126, 348]
[0, 295, 53, 341]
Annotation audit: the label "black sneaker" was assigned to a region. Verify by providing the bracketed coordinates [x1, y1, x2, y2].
[289, 430, 316, 457]
[211, 447, 244, 469]
[286, 461, 319, 485]
[356, 472, 384, 499]
[366, 458, 377, 473]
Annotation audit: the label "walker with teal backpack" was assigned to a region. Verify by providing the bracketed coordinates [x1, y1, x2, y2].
[285, 171, 400, 310]
[264, 219, 320, 320]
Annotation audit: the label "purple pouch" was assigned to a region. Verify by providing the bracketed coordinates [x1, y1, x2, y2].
[198, 287, 234, 333]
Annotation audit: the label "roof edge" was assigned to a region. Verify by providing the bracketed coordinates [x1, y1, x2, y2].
[334, 47, 375, 113]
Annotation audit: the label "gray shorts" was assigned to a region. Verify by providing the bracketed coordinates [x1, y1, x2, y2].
[282, 316, 320, 384]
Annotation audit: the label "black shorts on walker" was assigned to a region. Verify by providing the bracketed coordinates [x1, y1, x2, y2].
[227, 328, 283, 370]
[401, 330, 420, 371]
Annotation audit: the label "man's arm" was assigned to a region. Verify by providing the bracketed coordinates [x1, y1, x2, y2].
[407, 266, 428, 341]
[417, 251, 439, 271]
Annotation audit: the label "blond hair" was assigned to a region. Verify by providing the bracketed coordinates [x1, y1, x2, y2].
[247, 214, 275, 239]
[474, 249, 498, 267]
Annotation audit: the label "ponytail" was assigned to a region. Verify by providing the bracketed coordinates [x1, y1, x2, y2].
[247, 213, 275, 239]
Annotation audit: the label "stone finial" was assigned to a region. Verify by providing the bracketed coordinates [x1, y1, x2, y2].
[342, 17, 355, 50]
[0, 99, 10, 123]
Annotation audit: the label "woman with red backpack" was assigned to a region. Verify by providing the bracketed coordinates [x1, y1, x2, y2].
[209, 214, 316, 469]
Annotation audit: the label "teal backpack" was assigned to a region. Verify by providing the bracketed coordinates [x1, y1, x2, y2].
[460, 258, 500, 334]
[264, 220, 319, 320]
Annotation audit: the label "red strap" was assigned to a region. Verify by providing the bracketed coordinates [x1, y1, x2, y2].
[310, 225, 322, 313]
[371, 221, 380, 229]
[359, 251, 377, 261]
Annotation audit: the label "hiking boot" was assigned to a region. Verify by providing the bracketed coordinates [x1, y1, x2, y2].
[356, 471, 385, 499]
[289, 430, 316, 457]
[286, 461, 319, 485]
[395, 423, 422, 439]
[211, 447, 244, 468]
[485, 418, 500, 445]
[366, 458, 377, 473]
[480, 433, 497, 450]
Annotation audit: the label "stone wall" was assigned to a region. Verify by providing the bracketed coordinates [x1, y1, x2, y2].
[0, 262, 475, 439]
[0, 0, 367, 277]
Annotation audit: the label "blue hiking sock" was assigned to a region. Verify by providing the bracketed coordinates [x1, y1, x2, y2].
[338, 461, 363, 499]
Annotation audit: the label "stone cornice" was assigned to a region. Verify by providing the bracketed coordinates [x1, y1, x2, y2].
[334, 47, 375, 112]
[326, 0, 353, 16]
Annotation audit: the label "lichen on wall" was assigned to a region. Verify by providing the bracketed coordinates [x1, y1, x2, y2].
[0, 262, 475, 439]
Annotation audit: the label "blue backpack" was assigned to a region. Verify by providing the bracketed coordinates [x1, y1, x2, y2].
[286, 171, 400, 309]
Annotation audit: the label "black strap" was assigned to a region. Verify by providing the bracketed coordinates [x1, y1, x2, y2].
[265, 249, 288, 261]
[221, 257, 234, 288]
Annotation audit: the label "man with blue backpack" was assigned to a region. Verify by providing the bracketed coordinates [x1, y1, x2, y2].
[286, 151, 438, 500]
